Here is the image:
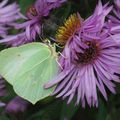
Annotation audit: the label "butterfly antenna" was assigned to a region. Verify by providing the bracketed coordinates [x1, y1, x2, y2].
[54, 43, 64, 49]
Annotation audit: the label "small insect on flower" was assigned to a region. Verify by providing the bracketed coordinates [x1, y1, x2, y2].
[56, 14, 82, 45]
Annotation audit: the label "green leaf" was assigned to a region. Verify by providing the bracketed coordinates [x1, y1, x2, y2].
[60, 100, 78, 120]
[96, 98, 107, 120]
[0, 43, 58, 104]
[0, 116, 9, 120]
[26, 100, 63, 120]
[18, 0, 35, 13]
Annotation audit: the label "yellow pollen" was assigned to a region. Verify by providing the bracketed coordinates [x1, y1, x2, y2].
[56, 14, 81, 45]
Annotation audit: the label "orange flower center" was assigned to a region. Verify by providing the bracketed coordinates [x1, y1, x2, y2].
[56, 14, 81, 45]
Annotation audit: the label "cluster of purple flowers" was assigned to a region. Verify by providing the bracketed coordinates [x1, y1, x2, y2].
[1, 0, 120, 116]
[0, 0, 67, 46]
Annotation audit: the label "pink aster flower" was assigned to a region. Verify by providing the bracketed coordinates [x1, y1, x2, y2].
[0, 0, 67, 46]
[44, 1, 120, 107]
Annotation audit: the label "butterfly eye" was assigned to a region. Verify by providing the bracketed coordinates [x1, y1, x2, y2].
[28, 6, 38, 16]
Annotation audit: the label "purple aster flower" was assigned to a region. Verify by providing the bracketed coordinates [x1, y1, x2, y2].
[0, 101, 6, 107]
[0, 0, 22, 24]
[34, 0, 67, 16]
[0, 25, 8, 37]
[0, 0, 67, 46]
[106, 0, 120, 35]
[0, 76, 7, 97]
[0, 77, 7, 107]
[81, 1, 112, 39]
[5, 96, 31, 115]
[0, 31, 39, 47]
[46, 0, 67, 9]
[0, 0, 22, 37]
[109, 0, 120, 24]
[44, 1, 120, 107]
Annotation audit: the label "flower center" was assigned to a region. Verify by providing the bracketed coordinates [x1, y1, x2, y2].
[56, 14, 81, 45]
[28, 6, 38, 16]
[75, 41, 100, 65]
